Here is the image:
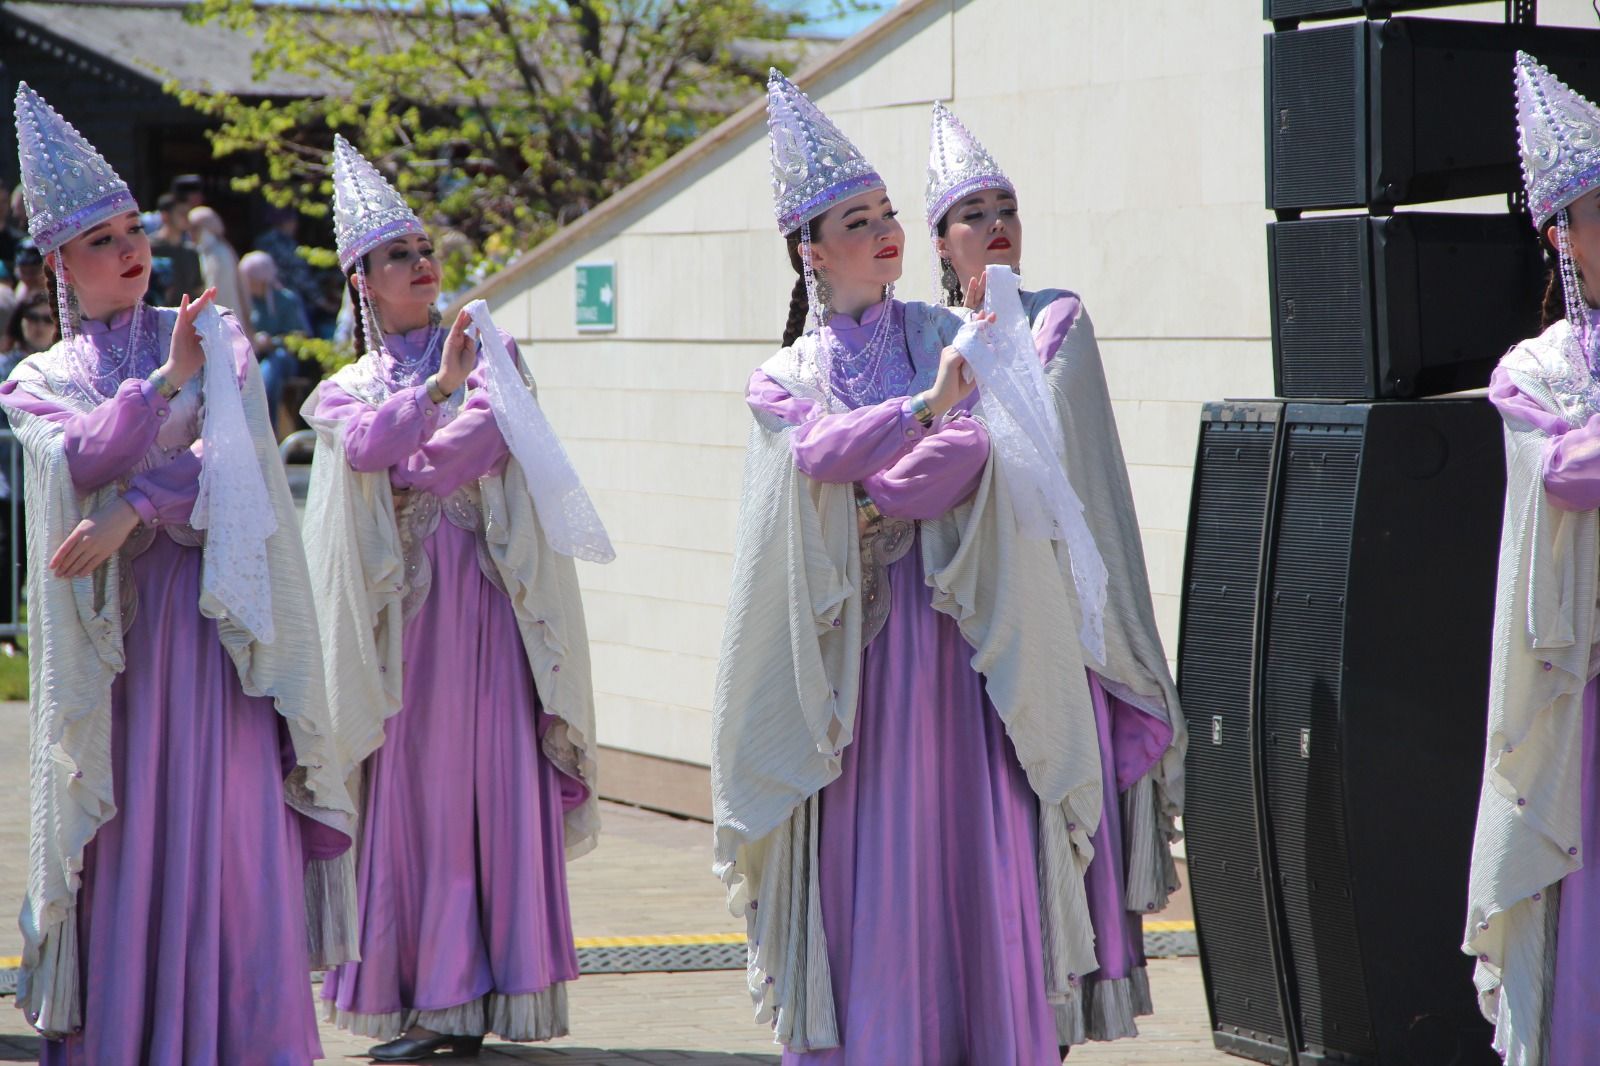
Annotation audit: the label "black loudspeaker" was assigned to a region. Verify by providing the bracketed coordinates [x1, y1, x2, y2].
[1178, 402, 1296, 1065]
[1266, 0, 1477, 23]
[1178, 399, 1506, 1066]
[1266, 19, 1600, 211]
[1268, 212, 1543, 400]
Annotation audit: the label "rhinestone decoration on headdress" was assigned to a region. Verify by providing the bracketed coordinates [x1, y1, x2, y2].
[332, 134, 426, 272]
[1516, 51, 1600, 232]
[924, 102, 1015, 234]
[766, 68, 884, 236]
[13, 83, 136, 254]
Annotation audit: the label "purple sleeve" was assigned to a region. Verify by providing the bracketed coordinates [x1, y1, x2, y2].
[123, 444, 202, 527]
[0, 376, 173, 494]
[746, 368, 930, 484]
[862, 413, 991, 519]
[1031, 294, 1083, 367]
[316, 380, 443, 473]
[391, 393, 509, 495]
[1491, 364, 1600, 511]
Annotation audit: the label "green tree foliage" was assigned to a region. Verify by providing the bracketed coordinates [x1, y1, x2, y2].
[170, 0, 874, 294]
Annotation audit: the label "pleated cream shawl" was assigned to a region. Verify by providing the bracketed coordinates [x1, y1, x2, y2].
[7, 308, 358, 1037]
[1029, 295, 1187, 914]
[710, 301, 1112, 1051]
[1465, 320, 1600, 1066]
[300, 351, 600, 862]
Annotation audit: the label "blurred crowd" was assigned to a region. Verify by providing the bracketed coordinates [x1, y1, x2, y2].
[0, 172, 355, 436]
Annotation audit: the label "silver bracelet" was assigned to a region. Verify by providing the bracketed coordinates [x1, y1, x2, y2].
[148, 368, 180, 400]
[909, 392, 935, 428]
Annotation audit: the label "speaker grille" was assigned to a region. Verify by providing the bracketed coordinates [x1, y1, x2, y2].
[1269, 24, 1361, 209]
[1178, 413, 1289, 1047]
[1260, 422, 1375, 1057]
[1273, 217, 1372, 399]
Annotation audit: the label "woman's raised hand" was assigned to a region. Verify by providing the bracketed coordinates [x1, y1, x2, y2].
[963, 271, 988, 311]
[434, 309, 476, 396]
[925, 342, 977, 417]
[50, 497, 140, 579]
[161, 288, 218, 392]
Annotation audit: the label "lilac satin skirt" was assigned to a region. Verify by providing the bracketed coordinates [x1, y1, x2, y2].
[784, 540, 1060, 1066]
[41, 535, 324, 1066]
[1081, 671, 1172, 990]
[321, 519, 581, 1023]
[1548, 678, 1600, 1057]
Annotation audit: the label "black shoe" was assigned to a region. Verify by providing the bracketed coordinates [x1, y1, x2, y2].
[368, 1032, 484, 1062]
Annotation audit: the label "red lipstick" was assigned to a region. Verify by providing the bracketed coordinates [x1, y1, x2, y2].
[874, 247, 900, 260]
[411, 274, 438, 286]
[121, 265, 144, 279]
[987, 237, 1012, 251]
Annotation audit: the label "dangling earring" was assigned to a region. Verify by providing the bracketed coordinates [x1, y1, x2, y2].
[814, 269, 834, 319]
[54, 258, 80, 347]
[355, 262, 388, 362]
[800, 221, 825, 326]
[939, 258, 961, 306]
[1557, 208, 1596, 365]
[428, 305, 442, 329]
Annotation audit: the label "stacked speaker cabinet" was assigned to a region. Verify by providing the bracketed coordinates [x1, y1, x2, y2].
[1264, 15, 1600, 400]
[1183, 5, 1600, 1064]
[1179, 401, 1505, 1065]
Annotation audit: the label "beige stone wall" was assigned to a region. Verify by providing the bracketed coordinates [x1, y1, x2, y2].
[483, 0, 1593, 770]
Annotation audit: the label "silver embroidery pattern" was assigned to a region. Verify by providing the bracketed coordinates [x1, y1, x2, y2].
[858, 515, 915, 648]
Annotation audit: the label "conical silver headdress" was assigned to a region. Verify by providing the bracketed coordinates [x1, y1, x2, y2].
[332, 134, 426, 272]
[13, 82, 137, 254]
[1517, 52, 1600, 362]
[924, 101, 1014, 234]
[766, 68, 883, 235]
[1517, 51, 1600, 231]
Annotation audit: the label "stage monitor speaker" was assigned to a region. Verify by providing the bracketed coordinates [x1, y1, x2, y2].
[1266, 18, 1600, 211]
[1266, 0, 1477, 24]
[1176, 402, 1295, 1066]
[1178, 398, 1505, 1065]
[1268, 212, 1542, 400]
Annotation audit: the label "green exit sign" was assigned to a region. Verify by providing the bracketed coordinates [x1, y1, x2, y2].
[575, 261, 616, 332]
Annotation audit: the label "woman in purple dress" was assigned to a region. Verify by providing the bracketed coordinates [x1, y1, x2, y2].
[1465, 52, 1600, 1064]
[923, 102, 1186, 1049]
[306, 137, 609, 1064]
[711, 71, 1117, 1066]
[4, 84, 356, 1066]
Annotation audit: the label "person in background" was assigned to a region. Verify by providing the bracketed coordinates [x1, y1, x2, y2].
[255, 206, 318, 312]
[170, 173, 204, 222]
[7, 185, 28, 244]
[13, 240, 45, 302]
[239, 249, 309, 431]
[187, 205, 250, 333]
[1, 286, 57, 376]
[147, 193, 204, 307]
[0, 286, 50, 642]
[0, 180, 18, 285]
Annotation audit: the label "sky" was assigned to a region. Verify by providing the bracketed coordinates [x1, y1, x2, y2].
[795, 0, 892, 38]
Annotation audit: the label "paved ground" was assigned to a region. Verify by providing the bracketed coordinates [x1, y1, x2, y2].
[0, 701, 1236, 1065]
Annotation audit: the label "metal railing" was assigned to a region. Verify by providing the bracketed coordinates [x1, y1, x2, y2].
[0, 428, 323, 647]
[0, 430, 23, 641]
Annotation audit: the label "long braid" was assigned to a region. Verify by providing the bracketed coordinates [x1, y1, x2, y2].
[781, 274, 809, 348]
[1541, 265, 1565, 331]
[781, 230, 809, 347]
